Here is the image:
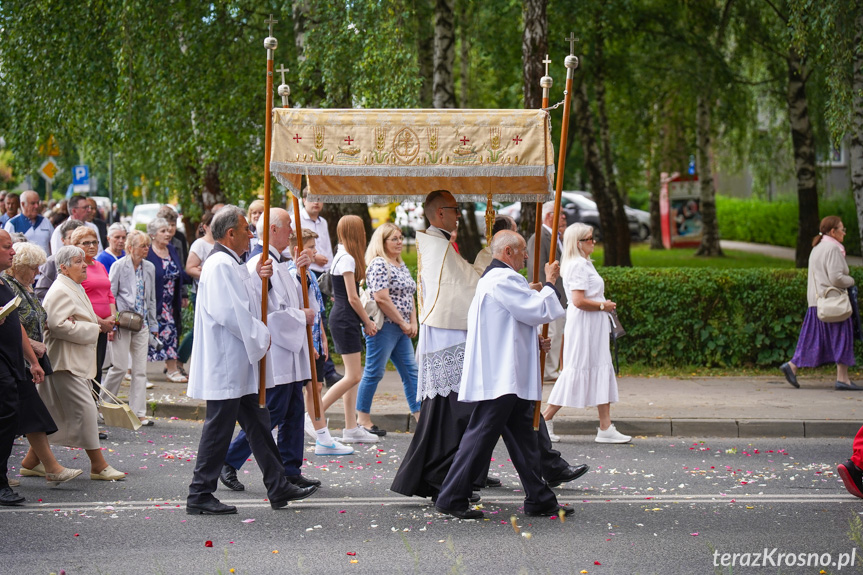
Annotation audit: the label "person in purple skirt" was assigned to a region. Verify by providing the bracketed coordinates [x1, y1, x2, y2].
[780, 215, 861, 391]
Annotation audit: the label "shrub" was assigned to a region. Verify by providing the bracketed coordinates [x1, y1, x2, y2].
[604, 267, 863, 367]
[717, 195, 861, 256]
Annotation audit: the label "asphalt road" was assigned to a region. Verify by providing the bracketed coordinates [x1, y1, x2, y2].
[3, 421, 862, 575]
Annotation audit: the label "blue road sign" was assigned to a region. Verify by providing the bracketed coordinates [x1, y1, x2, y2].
[73, 165, 90, 186]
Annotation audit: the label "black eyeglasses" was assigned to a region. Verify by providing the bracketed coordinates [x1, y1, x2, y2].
[579, 237, 595, 243]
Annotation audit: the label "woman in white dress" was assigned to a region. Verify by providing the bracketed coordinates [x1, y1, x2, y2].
[542, 223, 631, 444]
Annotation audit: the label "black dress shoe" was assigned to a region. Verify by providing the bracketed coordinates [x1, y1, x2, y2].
[780, 363, 799, 388]
[838, 460, 863, 499]
[546, 464, 590, 488]
[0, 486, 25, 506]
[363, 425, 387, 437]
[286, 474, 322, 488]
[469, 491, 481, 503]
[219, 464, 245, 492]
[525, 504, 575, 517]
[186, 499, 237, 515]
[484, 477, 502, 488]
[325, 372, 343, 386]
[836, 381, 863, 391]
[98, 432, 108, 440]
[270, 484, 317, 509]
[435, 505, 483, 519]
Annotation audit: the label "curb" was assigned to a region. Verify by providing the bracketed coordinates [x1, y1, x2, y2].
[148, 401, 861, 438]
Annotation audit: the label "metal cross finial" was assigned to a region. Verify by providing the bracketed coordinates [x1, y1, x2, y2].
[265, 14, 278, 36]
[565, 32, 579, 55]
[542, 55, 552, 76]
[276, 64, 289, 85]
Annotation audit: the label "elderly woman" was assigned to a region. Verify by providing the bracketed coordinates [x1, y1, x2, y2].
[355, 223, 420, 434]
[185, 211, 215, 284]
[95, 223, 127, 273]
[246, 199, 265, 255]
[71, 226, 117, 388]
[38, 246, 125, 480]
[542, 223, 631, 444]
[4, 243, 83, 484]
[101, 230, 158, 426]
[146, 217, 188, 383]
[781, 216, 859, 390]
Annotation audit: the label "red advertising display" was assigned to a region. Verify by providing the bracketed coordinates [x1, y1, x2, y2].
[659, 173, 701, 249]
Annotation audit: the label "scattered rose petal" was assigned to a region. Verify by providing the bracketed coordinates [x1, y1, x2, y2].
[205, 541, 213, 548]
[242, 519, 255, 523]
[347, 552, 356, 556]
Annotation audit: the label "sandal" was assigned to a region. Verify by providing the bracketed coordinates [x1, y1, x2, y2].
[166, 371, 188, 383]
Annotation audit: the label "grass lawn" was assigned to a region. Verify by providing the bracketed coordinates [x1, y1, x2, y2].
[400, 241, 793, 271]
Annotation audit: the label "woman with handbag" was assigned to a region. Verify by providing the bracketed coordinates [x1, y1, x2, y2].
[101, 230, 158, 425]
[320, 215, 380, 444]
[355, 223, 420, 434]
[4, 242, 83, 484]
[541, 223, 631, 444]
[781, 216, 859, 390]
[38, 246, 126, 481]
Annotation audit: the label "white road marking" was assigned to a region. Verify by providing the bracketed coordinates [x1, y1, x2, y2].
[0, 493, 854, 513]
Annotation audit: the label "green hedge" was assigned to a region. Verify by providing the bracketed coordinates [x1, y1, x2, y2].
[604, 267, 863, 367]
[717, 195, 861, 256]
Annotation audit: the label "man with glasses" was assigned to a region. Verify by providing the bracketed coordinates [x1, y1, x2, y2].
[392, 190, 588, 502]
[49, 195, 102, 255]
[4, 190, 53, 254]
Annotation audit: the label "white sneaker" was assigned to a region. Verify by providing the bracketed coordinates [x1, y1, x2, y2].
[145, 381, 154, 389]
[341, 425, 380, 444]
[595, 424, 631, 444]
[544, 419, 561, 443]
[123, 372, 132, 382]
[315, 439, 355, 456]
[304, 413, 318, 443]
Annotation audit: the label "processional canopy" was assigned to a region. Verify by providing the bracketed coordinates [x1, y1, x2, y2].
[270, 108, 555, 202]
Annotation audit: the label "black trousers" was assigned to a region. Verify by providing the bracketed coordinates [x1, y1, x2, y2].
[187, 393, 290, 505]
[0, 372, 20, 488]
[436, 394, 557, 514]
[91, 331, 108, 396]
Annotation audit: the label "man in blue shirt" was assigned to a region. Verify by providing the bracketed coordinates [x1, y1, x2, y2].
[3, 191, 53, 255]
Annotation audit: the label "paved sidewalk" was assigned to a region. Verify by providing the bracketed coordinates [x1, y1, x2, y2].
[721, 239, 863, 267]
[132, 364, 863, 438]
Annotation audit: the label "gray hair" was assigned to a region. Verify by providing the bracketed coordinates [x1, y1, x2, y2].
[60, 218, 84, 240]
[107, 222, 126, 236]
[490, 230, 523, 256]
[211, 205, 245, 241]
[55, 245, 86, 269]
[541, 200, 556, 220]
[147, 217, 170, 236]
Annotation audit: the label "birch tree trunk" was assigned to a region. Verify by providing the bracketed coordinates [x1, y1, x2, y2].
[594, 19, 632, 266]
[695, 94, 723, 256]
[851, 21, 863, 258]
[519, 0, 548, 239]
[433, 0, 456, 109]
[786, 47, 820, 268]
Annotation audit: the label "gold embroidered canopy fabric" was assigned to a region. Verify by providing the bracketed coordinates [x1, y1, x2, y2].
[270, 108, 555, 202]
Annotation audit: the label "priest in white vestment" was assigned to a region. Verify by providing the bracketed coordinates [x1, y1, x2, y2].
[220, 208, 322, 493]
[434, 230, 572, 520]
[392, 191, 587, 500]
[186, 206, 315, 515]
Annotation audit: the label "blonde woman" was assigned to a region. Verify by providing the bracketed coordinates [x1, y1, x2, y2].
[542, 223, 631, 444]
[320, 215, 380, 444]
[356, 223, 419, 434]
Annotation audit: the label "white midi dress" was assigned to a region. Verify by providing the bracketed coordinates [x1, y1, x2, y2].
[547, 257, 618, 408]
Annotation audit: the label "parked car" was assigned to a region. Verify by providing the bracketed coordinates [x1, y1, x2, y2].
[131, 203, 185, 234]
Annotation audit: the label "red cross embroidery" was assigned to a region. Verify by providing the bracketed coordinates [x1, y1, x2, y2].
[512, 135, 522, 145]
[293, 134, 302, 144]
[344, 136, 354, 145]
[460, 136, 470, 146]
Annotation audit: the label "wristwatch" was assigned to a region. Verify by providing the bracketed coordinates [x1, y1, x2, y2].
[599, 302, 605, 311]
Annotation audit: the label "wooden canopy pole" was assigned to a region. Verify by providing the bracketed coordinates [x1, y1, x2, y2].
[275, 66, 323, 421]
[534, 35, 579, 430]
[258, 15, 278, 408]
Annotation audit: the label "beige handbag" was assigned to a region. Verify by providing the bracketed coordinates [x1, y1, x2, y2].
[91, 381, 142, 431]
[816, 286, 852, 323]
[117, 310, 144, 332]
[359, 257, 388, 330]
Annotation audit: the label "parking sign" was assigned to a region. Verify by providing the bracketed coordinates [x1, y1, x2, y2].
[73, 165, 90, 186]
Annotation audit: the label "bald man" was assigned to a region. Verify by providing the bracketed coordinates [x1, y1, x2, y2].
[4, 191, 53, 254]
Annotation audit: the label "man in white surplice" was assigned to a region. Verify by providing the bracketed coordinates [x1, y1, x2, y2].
[434, 231, 572, 520]
[392, 191, 588, 501]
[220, 208, 323, 493]
[186, 206, 316, 515]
